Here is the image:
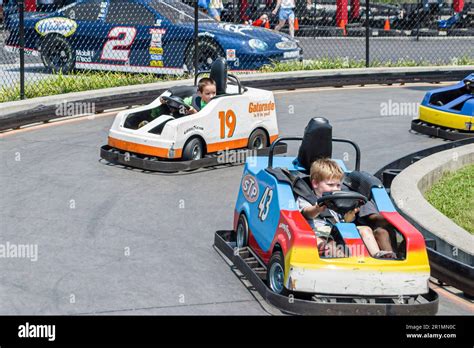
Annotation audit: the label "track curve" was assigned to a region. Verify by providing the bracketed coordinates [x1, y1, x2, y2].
[1, 83, 473, 315]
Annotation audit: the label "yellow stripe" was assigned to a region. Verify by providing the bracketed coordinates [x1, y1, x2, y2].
[419, 105, 473, 131]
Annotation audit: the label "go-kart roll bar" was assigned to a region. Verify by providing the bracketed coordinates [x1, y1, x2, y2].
[268, 137, 361, 171]
[194, 72, 246, 94]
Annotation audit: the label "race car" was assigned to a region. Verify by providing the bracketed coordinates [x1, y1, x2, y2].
[100, 58, 285, 172]
[411, 74, 474, 140]
[215, 117, 438, 314]
[4, 0, 302, 74]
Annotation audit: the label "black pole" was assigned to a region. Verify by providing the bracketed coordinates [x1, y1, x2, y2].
[18, 0, 25, 99]
[194, 0, 199, 77]
[233, 0, 237, 23]
[365, 0, 370, 67]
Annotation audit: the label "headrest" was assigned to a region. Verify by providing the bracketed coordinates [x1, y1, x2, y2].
[210, 57, 228, 95]
[297, 117, 332, 171]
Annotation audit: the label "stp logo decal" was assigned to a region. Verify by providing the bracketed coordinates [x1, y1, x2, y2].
[242, 174, 259, 203]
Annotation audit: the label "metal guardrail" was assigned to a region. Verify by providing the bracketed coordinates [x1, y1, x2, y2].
[374, 137, 474, 298]
[1, 68, 472, 132]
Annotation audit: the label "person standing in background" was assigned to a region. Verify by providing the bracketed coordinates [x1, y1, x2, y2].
[272, 0, 312, 38]
[208, 0, 224, 21]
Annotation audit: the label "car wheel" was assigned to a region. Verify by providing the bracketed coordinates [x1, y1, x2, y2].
[40, 35, 75, 73]
[182, 138, 204, 161]
[236, 214, 249, 249]
[247, 129, 268, 150]
[185, 40, 224, 73]
[267, 251, 288, 295]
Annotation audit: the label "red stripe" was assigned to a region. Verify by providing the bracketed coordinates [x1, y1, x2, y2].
[381, 212, 426, 251]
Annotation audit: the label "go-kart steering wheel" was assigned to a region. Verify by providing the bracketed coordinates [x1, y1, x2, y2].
[161, 95, 191, 115]
[317, 191, 368, 216]
[464, 77, 474, 93]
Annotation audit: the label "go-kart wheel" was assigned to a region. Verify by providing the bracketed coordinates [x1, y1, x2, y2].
[248, 129, 268, 150]
[236, 214, 249, 248]
[40, 35, 75, 73]
[182, 138, 204, 161]
[267, 251, 289, 295]
[185, 39, 224, 73]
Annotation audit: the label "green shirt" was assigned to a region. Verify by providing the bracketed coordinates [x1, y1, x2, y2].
[183, 96, 207, 111]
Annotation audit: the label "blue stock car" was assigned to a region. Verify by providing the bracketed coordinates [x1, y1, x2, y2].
[4, 0, 302, 74]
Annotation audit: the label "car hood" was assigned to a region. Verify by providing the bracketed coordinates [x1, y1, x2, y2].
[198, 22, 296, 45]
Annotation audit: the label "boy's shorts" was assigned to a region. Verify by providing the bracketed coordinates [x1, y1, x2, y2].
[357, 200, 379, 225]
[208, 7, 222, 18]
[279, 8, 295, 21]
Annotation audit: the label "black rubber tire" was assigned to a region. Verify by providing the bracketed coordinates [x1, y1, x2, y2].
[267, 250, 289, 295]
[184, 39, 224, 74]
[235, 214, 249, 249]
[40, 35, 75, 73]
[182, 137, 204, 161]
[247, 129, 268, 150]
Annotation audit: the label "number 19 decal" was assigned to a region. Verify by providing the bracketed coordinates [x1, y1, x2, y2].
[101, 26, 137, 61]
[258, 187, 273, 221]
[218, 109, 236, 139]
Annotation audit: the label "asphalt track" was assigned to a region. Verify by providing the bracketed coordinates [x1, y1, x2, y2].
[1, 83, 473, 315]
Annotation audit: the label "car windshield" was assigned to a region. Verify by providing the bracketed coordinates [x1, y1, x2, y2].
[147, 0, 214, 23]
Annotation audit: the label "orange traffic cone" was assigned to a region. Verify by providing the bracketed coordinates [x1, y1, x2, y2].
[294, 17, 299, 31]
[338, 19, 347, 36]
[384, 18, 390, 31]
[265, 21, 270, 29]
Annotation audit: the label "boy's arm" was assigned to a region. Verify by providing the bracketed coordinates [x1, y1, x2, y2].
[183, 96, 198, 114]
[298, 197, 325, 219]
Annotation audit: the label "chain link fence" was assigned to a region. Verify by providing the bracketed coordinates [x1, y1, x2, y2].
[1, 0, 473, 101]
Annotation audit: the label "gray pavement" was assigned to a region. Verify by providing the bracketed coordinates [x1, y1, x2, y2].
[1, 84, 473, 315]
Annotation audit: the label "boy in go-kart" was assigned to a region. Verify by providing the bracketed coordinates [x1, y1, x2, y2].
[298, 158, 396, 258]
[139, 78, 217, 128]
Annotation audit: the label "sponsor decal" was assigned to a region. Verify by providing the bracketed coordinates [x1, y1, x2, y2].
[218, 23, 253, 36]
[226, 49, 236, 61]
[283, 50, 300, 59]
[75, 49, 95, 62]
[155, 19, 163, 26]
[279, 223, 291, 240]
[242, 174, 259, 203]
[150, 28, 166, 45]
[35, 17, 78, 37]
[184, 125, 204, 135]
[150, 54, 163, 60]
[150, 60, 164, 67]
[149, 47, 164, 55]
[248, 101, 275, 118]
[198, 32, 215, 38]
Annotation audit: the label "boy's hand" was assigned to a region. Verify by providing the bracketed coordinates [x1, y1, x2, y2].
[314, 203, 326, 215]
[344, 207, 360, 223]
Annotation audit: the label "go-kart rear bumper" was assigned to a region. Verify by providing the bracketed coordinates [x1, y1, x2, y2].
[411, 119, 474, 141]
[214, 230, 439, 315]
[100, 143, 287, 173]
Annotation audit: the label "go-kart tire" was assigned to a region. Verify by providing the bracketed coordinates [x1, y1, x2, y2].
[267, 251, 289, 295]
[185, 39, 224, 74]
[236, 214, 249, 249]
[182, 137, 204, 161]
[247, 129, 268, 150]
[40, 35, 75, 73]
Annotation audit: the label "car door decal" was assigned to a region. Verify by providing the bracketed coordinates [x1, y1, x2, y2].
[100, 26, 137, 61]
[218, 109, 236, 139]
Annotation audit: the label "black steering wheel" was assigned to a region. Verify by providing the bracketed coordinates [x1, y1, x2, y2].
[161, 95, 191, 115]
[317, 191, 368, 215]
[464, 78, 474, 93]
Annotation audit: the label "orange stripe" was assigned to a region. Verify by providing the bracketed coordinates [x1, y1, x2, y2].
[108, 136, 182, 158]
[207, 138, 248, 153]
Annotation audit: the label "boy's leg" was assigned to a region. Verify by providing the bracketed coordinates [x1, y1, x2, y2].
[274, 19, 286, 31]
[288, 10, 295, 38]
[357, 226, 380, 256]
[373, 227, 394, 252]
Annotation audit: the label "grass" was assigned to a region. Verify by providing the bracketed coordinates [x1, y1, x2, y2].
[425, 164, 474, 234]
[0, 71, 184, 103]
[1, 56, 473, 102]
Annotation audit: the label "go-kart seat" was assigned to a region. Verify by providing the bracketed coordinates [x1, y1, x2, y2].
[210, 57, 228, 95]
[296, 117, 333, 172]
